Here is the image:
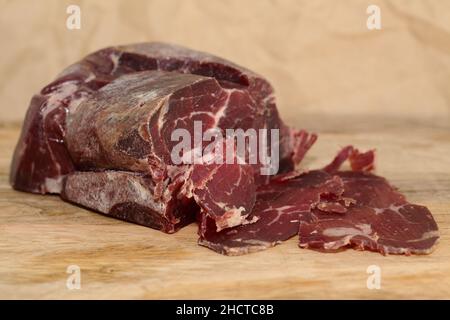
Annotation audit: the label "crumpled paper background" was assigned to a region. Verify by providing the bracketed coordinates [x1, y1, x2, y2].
[1, 0, 449, 129]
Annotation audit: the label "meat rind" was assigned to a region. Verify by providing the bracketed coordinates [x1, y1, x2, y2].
[198, 170, 345, 255]
[61, 170, 196, 233]
[190, 162, 256, 231]
[10, 42, 439, 256]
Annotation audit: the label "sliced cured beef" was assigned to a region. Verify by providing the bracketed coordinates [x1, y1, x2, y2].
[299, 171, 439, 255]
[198, 170, 345, 255]
[199, 146, 439, 256]
[189, 162, 256, 231]
[297, 147, 439, 255]
[11, 42, 296, 194]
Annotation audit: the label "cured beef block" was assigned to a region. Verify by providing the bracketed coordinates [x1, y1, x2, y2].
[323, 145, 375, 173]
[63, 70, 277, 231]
[10, 42, 298, 194]
[11, 43, 308, 233]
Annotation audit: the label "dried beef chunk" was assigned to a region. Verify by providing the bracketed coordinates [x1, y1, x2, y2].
[299, 171, 439, 255]
[198, 170, 345, 255]
[61, 170, 196, 233]
[11, 42, 297, 194]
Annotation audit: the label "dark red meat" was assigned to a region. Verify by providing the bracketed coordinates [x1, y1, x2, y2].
[323, 145, 375, 173]
[199, 145, 438, 256]
[198, 170, 345, 255]
[190, 162, 256, 231]
[299, 171, 439, 255]
[10, 42, 297, 194]
[10, 42, 439, 256]
[11, 43, 304, 233]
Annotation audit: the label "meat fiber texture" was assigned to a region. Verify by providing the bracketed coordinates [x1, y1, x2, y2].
[10, 42, 439, 255]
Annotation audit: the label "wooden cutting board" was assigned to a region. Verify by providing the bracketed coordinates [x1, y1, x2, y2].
[1, 115, 449, 299]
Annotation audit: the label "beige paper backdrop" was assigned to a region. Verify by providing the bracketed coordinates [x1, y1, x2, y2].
[1, 0, 450, 128]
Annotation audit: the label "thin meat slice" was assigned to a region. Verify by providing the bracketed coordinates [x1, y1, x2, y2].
[324, 145, 375, 173]
[198, 170, 345, 255]
[189, 163, 256, 231]
[10, 41, 439, 257]
[299, 171, 439, 255]
[290, 129, 318, 166]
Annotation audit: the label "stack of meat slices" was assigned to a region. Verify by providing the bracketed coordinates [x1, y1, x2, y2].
[10, 42, 439, 255]
[200, 147, 439, 255]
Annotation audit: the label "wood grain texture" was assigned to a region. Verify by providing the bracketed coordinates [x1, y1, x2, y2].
[0, 116, 449, 299]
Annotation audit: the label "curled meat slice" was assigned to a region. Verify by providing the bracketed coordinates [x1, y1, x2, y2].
[324, 145, 375, 173]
